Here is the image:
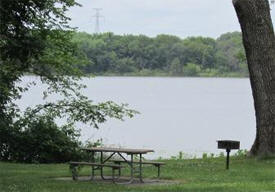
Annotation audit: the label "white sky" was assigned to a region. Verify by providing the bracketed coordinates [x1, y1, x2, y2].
[67, 0, 275, 38]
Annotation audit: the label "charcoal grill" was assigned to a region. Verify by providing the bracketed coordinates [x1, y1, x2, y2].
[217, 140, 240, 169]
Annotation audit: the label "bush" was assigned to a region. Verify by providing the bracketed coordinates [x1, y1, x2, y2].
[0, 115, 83, 163]
[183, 63, 201, 76]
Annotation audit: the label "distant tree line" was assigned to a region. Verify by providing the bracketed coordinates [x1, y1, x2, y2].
[73, 31, 248, 77]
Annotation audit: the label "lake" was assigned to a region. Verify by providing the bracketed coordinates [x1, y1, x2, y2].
[18, 76, 256, 159]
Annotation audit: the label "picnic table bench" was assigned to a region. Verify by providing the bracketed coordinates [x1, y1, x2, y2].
[112, 160, 165, 177]
[69, 161, 124, 182]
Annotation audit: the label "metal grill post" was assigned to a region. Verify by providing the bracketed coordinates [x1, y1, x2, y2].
[226, 149, 230, 170]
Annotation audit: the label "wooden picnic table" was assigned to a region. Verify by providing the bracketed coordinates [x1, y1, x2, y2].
[82, 147, 155, 183]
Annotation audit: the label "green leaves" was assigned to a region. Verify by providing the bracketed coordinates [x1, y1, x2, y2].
[21, 98, 138, 129]
[1, 114, 83, 163]
[72, 32, 247, 77]
[0, 0, 139, 163]
[0, 0, 82, 108]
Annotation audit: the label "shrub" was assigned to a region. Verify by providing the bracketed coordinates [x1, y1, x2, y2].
[0, 115, 83, 163]
[183, 63, 201, 76]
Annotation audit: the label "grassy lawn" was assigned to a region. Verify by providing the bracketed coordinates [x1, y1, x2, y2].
[0, 156, 274, 192]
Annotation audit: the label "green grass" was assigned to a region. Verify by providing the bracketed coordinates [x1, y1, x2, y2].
[0, 156, 274, 192]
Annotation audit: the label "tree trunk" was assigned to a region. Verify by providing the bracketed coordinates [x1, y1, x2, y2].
[233, 0, 275, 156]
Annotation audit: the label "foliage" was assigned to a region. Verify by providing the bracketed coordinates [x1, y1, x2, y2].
[215, 32, 248, 75]
[169, 58, 182, 75]
[183, 63, 201, 76]
[0, 0, 137, 163]
[0, 0, 82, 106]
[72, 32, 248, 77]
[234, 149, 248, 157]
[0, 99, 137, 163]
[22, 98, 136, 129]
[0, 115, 82, 163]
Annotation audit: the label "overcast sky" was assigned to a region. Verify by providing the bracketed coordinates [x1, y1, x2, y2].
[67, 0, 275, 39]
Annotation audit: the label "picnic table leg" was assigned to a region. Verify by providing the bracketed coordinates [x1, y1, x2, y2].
[91, 151, 95, 162]
[100, 151, 106, 180]
[99, 152, 111, 180]
[130, 154, 134, 183]
[157, 165, 160, 178]
[91, 165, 95, 180]
[139, 153, 144, 183]
[98, 152, 118, 181]
[112, 167, 115, 183]
[117, 161, 121, 177]
[71, 165, 78, 181]
[90, 151, 95, 181]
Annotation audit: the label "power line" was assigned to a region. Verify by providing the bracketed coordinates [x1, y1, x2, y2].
[93, 8, 104, 34]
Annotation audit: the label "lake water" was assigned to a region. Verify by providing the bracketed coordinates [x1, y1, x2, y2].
[18, 77, 256, 159]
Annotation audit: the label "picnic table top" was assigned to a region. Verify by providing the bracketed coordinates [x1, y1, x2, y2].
[82, 147, 154, 154]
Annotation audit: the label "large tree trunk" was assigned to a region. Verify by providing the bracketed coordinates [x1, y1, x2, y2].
[233, 0, 275, 156]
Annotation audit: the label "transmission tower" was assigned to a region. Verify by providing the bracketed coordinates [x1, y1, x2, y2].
[93, 8, 104, 34]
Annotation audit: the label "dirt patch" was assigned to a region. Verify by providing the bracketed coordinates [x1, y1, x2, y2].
[54, 176, 180, 186]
